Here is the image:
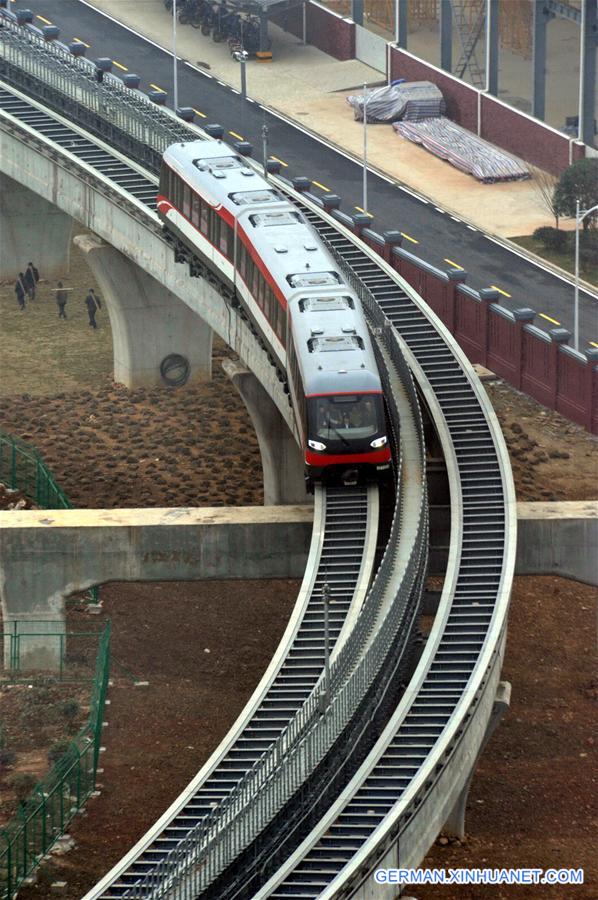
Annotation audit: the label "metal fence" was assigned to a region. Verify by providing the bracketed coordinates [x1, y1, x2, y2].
[122, 289, 428, 895]
[0, 621, 110, 899]
[0, 429, 69, 510]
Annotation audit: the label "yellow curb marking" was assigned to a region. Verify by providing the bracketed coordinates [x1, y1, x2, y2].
[539, 313, 561, 325]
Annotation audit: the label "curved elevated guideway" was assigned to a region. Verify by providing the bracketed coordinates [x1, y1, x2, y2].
[0, 15, 516, 899]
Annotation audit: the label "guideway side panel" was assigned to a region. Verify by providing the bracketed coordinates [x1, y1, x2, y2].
[0, 171, 73, 279]
[74, 234, 213, 388]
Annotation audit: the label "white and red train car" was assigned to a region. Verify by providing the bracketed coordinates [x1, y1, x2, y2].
[157, 139, 392, 487]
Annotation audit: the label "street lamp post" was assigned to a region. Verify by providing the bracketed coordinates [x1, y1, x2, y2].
[172, 0, 179, 111]
[234, 49, 249, 100]
[262, 120, 269, 179]
[362, 82, 368, 215]
[574, 200, 598, 352]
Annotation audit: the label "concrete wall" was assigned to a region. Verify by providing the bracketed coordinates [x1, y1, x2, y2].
[270, 1, 355, 61]
[516, 500, 598, 585]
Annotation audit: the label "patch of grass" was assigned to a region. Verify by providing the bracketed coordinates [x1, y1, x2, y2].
[0, 252, 113, 398]
[511, 234, 598, 289]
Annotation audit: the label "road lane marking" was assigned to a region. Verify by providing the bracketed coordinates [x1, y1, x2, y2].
[73, 37, 91, 47]
[312, 180, 330, 192]
[271, 155, 288, 167]
[435, 207, 445, 214]
[229, 130, 244, 140]
[450, 216, 460, 222]
[444, 258, 463, 269]
[590, 341, 598, 348]
[355, 206, 374, 217]
[112, 60, 128, 72]
[539, 312, 561, 325]
[401, 232, 419, 244]
[491, 284, 512, 298]
[36, 15, 52, 25]
[150, 83, 166, 93]
[193, 108, 207, 118]
[467, 225, 477, 231]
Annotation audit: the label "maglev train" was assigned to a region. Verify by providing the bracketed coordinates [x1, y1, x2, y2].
[157, 140, 392, 487]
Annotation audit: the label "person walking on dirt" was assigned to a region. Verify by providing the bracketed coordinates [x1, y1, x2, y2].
[84, 288, 101, 328]
[55, 282, 69, 319]
[15, 273, 27, 311]
[23, 262, 39, 301]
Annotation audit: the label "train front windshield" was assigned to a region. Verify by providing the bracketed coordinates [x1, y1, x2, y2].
[308, 394, 385, 451]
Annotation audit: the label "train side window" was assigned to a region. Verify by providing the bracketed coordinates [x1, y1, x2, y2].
[211, 212, 220, 248]
[200, 203, 209, 236]
[220, 221, 232, 258]
[182, 184, 191, 219]
[159, 165, 167, 198]
[192, 194, 200, 228]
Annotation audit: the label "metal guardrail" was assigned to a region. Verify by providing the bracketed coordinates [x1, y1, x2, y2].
[0, 12, 194, 170]
[0, 621, 111, 899]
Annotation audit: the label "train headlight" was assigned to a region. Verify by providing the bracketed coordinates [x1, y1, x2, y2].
[370, 436, 388, 449]
[308, 440, 327, 452]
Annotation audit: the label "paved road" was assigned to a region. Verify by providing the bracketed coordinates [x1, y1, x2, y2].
[21, 1, 598, 347]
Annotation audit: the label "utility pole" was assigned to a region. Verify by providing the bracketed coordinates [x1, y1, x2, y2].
[172, 0, 179, 110]
[362, 83, 368, 215]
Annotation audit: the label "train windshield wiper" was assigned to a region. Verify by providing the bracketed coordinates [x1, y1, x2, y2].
[328, 416, 350, 448]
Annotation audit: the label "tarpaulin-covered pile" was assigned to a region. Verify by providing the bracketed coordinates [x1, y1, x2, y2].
[394, 117, 530, 183]
[347, 81, 445, 123]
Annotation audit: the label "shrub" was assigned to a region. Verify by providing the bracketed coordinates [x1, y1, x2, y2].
[9, 772, 37, 804]
[60, 699, 80, 724]
[0, 748, 16, 771]
[47, 739, 72, 765]
[533, 226, 569, 252]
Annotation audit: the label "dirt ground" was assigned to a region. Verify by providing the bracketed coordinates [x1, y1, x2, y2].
[1, 236, 596, 898]
[14, 579, 299, 899]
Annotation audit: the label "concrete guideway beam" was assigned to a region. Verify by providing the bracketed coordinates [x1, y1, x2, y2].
[223, 360, 310, 506]
[0, 505, 313, 670]
[0, 172, 73, 280]
[74, 234, 213, 388]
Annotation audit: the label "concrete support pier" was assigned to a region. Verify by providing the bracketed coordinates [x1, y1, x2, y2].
[223, 360, 310, 505]
[0, 172, 73, 280]
[0, 505, 313, 670]
[444, 680, 511, 838]
[74, 234, 213, 388]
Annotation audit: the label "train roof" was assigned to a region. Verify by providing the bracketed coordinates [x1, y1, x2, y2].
[163, 141, 383, 398]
